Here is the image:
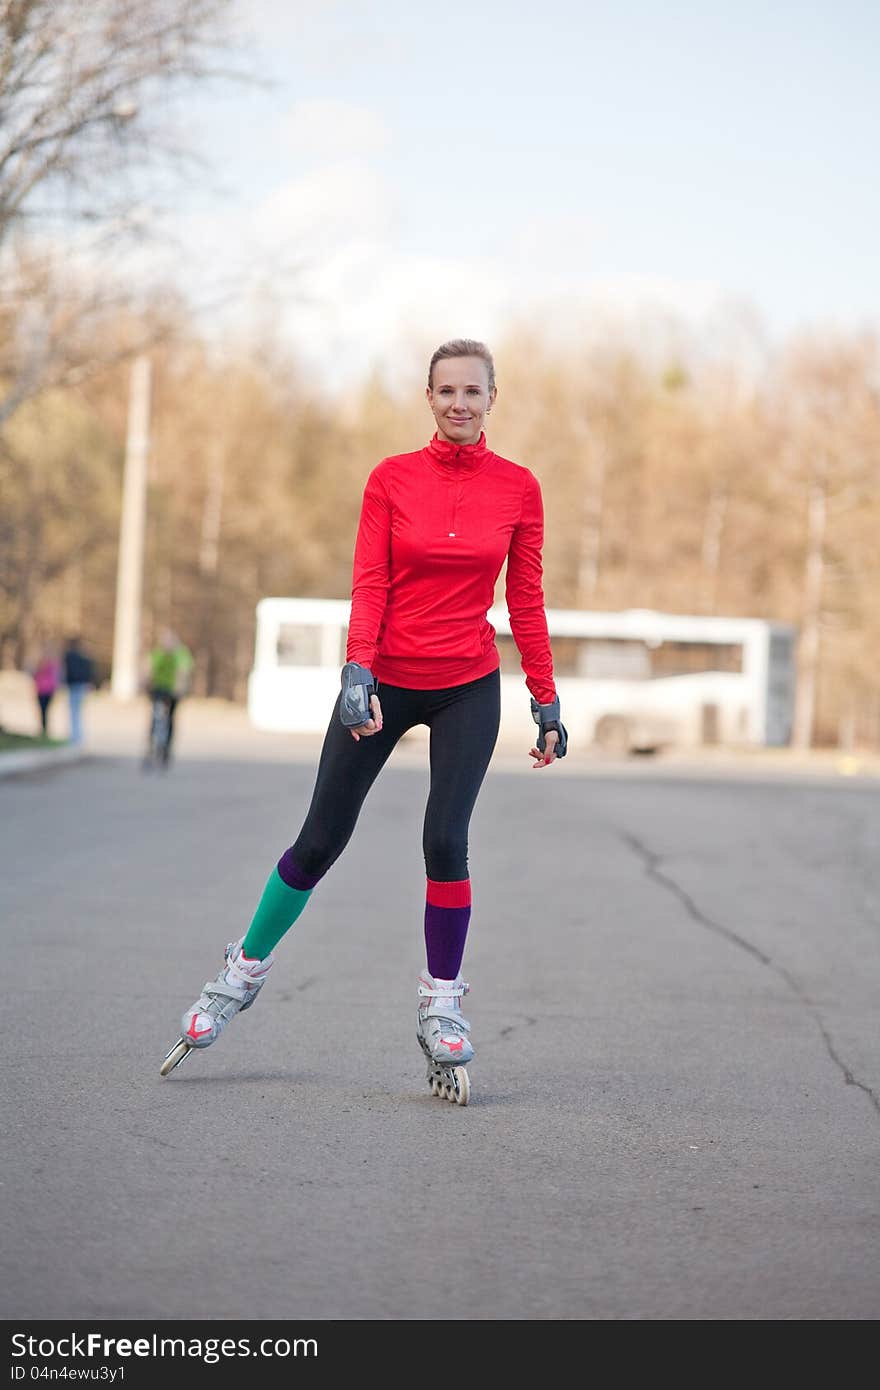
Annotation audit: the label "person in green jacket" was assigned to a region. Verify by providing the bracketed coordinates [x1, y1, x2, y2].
[145, 628, 193, 763]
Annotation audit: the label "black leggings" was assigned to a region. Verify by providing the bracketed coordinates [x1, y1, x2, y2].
[288, 669, 501, 882]
[37, 693, 52, 734]
[149, 690, 179, 747]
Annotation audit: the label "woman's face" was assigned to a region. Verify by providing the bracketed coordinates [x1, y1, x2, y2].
[426, 356, 496, 446]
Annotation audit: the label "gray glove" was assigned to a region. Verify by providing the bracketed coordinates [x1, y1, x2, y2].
[340, 662, 377, 728]
[530, 695, 568, 757]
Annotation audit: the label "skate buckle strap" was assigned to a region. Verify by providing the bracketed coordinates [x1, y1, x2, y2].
[223, 946, 271, 988]
[431, 1012, 471, 1031]
[202, 979, 249, 1003]
[418, 982, 469, 1000]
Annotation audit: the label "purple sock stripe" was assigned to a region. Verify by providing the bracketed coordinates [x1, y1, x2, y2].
[276, 849, 324, 892]
[424, 903, 471, 981]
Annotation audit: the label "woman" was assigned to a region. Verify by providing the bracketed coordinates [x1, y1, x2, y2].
[161, 339, 567, 1103]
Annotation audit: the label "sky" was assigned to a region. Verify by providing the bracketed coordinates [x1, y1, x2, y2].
[149, 0, 880, 386]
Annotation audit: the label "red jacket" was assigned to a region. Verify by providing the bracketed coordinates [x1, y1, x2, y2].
[346, 432, 557, 704]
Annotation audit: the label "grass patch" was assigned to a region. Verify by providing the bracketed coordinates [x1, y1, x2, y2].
[0, 730, 68, 752]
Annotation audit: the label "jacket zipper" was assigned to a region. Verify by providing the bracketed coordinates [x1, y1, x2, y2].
[448, 450, 462, 536]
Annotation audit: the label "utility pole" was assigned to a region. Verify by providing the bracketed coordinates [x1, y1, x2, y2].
[111, 354, 151, 699]
[792, 472, 826, 750]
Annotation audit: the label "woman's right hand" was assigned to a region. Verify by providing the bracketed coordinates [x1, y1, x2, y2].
[350, 694, 383, 741]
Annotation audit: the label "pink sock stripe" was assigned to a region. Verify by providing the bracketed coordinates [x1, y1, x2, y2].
[426, 878, 471, 909]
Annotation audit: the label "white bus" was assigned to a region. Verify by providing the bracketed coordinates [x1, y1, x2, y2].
[247, 597, 797, 753]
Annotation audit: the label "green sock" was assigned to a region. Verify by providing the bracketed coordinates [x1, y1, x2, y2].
[242, 867, 313, 960]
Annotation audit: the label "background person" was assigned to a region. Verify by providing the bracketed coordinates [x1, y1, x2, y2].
[31, 643, 61, 737]
[145, 628, 194, 763]
[63, 635, 96, 746]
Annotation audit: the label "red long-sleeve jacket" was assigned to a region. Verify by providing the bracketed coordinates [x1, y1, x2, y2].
[346, 431, 557, 704]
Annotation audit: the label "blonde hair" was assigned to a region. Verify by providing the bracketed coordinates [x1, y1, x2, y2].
[428, 338, 496, 392]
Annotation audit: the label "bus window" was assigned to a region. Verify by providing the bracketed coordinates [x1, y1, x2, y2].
[495, 634, 522, 673]
[580, 640, 651, 680]
[549, 637, 582, 676]
[766, 631, 796, 745]
[277, 623, 323, 667]
[650, 642, 743, 677]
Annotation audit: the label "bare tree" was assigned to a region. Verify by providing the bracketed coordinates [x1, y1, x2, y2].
[0, 0, 238, 424]
[0, 249, 181, 426]
[780, 335, 880, 748]
[0, 0, 236, 245]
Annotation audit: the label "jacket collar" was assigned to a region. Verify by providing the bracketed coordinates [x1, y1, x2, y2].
[425, 431, 492, 477]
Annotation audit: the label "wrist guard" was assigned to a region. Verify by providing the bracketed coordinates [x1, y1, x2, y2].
[530, 695, 568, 757]
[340, 662, 377, 727]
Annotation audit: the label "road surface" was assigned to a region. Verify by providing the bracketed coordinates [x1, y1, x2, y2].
[1, 710, 878, 1321]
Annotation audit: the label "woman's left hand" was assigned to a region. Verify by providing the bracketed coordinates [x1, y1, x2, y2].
[529, 729, 560, 768]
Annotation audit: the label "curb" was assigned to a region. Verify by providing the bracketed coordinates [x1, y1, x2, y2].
[0, 745, 89, 778]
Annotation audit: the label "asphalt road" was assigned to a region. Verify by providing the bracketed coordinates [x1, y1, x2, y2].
[1, 740, 879, 1322]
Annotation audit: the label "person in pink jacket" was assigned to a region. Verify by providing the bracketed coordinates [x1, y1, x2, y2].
[31, 644, 62, 737]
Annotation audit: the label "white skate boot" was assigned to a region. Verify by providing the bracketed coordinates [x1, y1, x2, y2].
[159, 939, 274, 1076]
[416, 969, 473, 1106]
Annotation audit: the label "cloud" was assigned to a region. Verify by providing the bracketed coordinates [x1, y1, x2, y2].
[578, 272, 725, 321]
[250, 161, 392, 250]
[103, 161, 735, 388]
[509, 212, 605, 271]
[281, 101, 391, 161]
[284, 247, 512, 386]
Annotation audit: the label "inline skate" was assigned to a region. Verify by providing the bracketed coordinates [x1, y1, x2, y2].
[160, 938, 275, 1076]
[416, 969, 473, 1106]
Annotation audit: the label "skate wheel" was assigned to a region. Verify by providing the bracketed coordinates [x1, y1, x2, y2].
[430, 1074, 441, 1096]
[159, 1039, 191, 1076]
[452, 1067, 470, 1106]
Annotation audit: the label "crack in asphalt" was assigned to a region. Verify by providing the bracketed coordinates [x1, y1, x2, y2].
[498, 1015, 538, 1040]
[617, 829, 880, 1119]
